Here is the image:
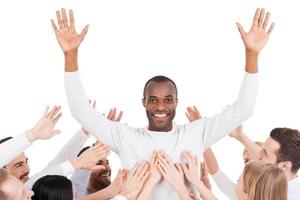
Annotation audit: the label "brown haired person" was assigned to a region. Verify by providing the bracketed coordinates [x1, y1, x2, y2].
[259, 128, 300, 199]
[187, 105, 300, 199]
[52, 8, 274, 199]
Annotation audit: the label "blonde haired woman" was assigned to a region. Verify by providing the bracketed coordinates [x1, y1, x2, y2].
[236, 160, 287, 200]
[181, 151, 287, 200]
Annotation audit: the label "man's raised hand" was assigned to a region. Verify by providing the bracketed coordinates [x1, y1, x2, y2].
[51, 8, 89, 53]
[236, 8, 275, 53]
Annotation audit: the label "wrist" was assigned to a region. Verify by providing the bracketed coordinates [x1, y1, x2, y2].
[246, 49, 259, 56]
[25, 129, 38, 143]
[108, 184, 120, 197]
[64, 50, 78, 72]
[70, 157, 82, 170]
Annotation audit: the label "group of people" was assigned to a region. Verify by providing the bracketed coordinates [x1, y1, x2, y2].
[0, 7, 299, 200]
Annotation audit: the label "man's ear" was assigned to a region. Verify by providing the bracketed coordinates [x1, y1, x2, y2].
[278, 161, 293, 173]
[283, 161, 293, 172]
[142, 98, 146, 107]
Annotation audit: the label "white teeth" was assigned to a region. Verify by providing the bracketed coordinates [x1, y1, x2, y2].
[154, 114, 167, 118]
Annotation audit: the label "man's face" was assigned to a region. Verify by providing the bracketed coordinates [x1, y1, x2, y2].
[143, 81, 177, 132]
[260, 137, 280, 165]
[89, 159, 111, 190]
[5, 153, 30, 183]
[0, 175, 34, 200]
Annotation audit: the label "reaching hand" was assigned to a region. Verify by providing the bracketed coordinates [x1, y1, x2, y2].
[120, 162, 149, 200]
[106, 169, 127, 197]
[72, 143, 111, 170]
[185, 106, 202, 122]
[156, 153, 185, 191]
[236, 8, 275, 53]
[200, 162, 211, 191]
[181, 151, 201, 186]
[107, 108, 123, 122]
[147, 151, 162, 185]
[26, 106, 62, 142]
[51, 8, 89, 53]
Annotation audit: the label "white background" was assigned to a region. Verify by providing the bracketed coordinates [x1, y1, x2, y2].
[0, 0, 299, 199]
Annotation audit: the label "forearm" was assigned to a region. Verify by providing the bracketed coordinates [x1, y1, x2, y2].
[65, 50, 78, 72]
[25, 161, 74, 189]
[48, 129, 89, 166]
[245, 51, 258, 73]
[195, 182, 217, 200]
[174, 185, 192, 200]
[203, 148, 219, 175]
[235, 132, 262, 158]
[79, 186, 117, 200]
[136, 180, 156, 200]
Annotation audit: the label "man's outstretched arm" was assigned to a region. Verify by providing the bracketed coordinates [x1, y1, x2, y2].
[201, 8, 275, 149]
[51, 9, 127, 153]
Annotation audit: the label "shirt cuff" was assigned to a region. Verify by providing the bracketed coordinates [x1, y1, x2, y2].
[60, 161, 75, 176]
[19, 132, 32, 147]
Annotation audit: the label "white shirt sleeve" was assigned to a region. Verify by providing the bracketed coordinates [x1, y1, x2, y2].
[47, 129, 89, 166]
[64, 71, 134, 154]
[25, 160, 75, 189]
[202, 72, 258, 149]
[212, 169, 237, 200]
[111, 195, 128, 200]
[0, 133, 32, 168]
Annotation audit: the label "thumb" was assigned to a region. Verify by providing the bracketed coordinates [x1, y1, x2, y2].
[79, 25, 89, 41]
[50, 130, 61, 137]
[236, 22, 246, 39]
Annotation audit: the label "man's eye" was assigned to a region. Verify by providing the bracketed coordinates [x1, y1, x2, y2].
[165, 98, 173, 103]
[148, 99, 157, 103]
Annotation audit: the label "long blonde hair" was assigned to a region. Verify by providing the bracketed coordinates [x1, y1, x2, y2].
[243, 160, 287, 200]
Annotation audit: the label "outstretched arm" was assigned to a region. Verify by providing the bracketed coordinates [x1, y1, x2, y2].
[52, 9, 128, 152]
[0, 106, 62, 168]
[200, 8, 274, 149]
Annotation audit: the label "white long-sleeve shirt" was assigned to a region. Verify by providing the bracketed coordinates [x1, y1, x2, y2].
[25, 129, 89, 189]
[65, 71, 258, 200]
[212, 169, 237, 200]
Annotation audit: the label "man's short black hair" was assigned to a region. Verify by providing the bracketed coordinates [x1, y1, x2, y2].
[270, 127, 300, 173]
[143, 75, 178, 98]
[0, 137, 13, 144]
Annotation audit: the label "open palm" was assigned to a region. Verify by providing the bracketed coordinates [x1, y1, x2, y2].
[237, 8, 275, 53]
[51, 9, 88, 52]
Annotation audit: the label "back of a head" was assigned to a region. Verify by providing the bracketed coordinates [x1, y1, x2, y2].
[243, 160, 287, 200]
[0, 137, 13, 144]
[270, 127, 300, 174]
[32, 175, 73, 200]
[0, 169, 9, 200]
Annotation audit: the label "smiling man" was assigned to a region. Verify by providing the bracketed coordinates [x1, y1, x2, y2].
[143, 76, 178, 132]
[52, 8, 274, 199]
